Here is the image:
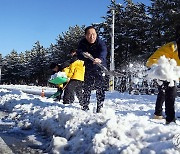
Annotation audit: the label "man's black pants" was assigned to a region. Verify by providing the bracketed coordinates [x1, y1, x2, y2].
[83, 73, 105, 108]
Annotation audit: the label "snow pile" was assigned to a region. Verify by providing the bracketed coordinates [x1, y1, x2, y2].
[0, 85, 180, 153]
[147, 55, 180, 86]
[50, 71, 67, 80]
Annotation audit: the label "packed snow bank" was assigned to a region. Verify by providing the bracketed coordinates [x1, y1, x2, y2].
[0, 85, 180, 153]
[0, 84, 56, 97]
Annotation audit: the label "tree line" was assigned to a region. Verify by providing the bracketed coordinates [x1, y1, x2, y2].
[0, 0, 180, 86]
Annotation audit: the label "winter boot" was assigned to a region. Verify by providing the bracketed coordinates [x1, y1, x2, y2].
[96, 103, 103, 113]
[153, 115, 164, 119]
[82, 106, 89, 111]
[96, 107, 101, 113]
[166, 118, 176, 125]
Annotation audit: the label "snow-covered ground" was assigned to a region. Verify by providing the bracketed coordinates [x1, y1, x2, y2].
[0, 84, 180, 154]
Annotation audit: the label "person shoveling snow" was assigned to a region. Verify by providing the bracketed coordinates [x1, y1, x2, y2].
[49, 63, 69, 101]
[146, 33, 180, 124]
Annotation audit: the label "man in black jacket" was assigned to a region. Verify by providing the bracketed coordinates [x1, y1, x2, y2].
[77, 26, 107, 113]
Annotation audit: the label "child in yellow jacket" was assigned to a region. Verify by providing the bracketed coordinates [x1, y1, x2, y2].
[63, 49, 85, 105]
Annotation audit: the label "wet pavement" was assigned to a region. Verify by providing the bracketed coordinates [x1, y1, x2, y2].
[0, 109, 49, 154]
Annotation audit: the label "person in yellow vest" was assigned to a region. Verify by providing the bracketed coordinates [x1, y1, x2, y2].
[146, 26, 180, 124]
[62, 49, 85, 105]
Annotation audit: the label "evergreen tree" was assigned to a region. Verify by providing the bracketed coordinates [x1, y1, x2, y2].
[28, 41, 48, 85]
[2, 50, 20, 83]
[101, 0, 150, 69]
[16, 52, 26, 84]
[120, 1, 150, 65]
[57, 25, 85, 52]
[147, 0, 180, 55]
[49, 25, 85, 64]
[2, 0, 180, 87]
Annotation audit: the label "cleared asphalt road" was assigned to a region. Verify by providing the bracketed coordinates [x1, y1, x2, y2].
[0, 137, 13, 154]
[0, 110, 45, 154]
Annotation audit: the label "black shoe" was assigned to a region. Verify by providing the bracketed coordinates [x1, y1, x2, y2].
[96, 107, 101, 113]
[63, 102, 70, 104]
[54, 98, 60, 101]
[82, 106, 89, 111]
[97, 103, 103, 113]
[166, 118, 176, 125]
[96, 107, 102, 113]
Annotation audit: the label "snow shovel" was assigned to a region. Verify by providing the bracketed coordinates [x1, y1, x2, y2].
[82, 52, 125, 77]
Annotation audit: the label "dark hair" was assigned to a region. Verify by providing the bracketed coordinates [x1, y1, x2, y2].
[176, 25, 180, 39]
[177, 37, 180, 45]
[49, 62, 58, 69]
[69, 49, 76, 54]
[177, 37, 180, 59]
[85, 26, 96, 35]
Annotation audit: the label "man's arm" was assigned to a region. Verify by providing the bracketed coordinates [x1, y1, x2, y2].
[77, 39, 86, 60]
[98, 39, 107, 65]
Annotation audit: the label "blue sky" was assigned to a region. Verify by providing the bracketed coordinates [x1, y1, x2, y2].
[0, 0, 150, 57]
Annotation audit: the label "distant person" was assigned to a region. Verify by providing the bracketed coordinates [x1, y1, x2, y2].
[77, 26, 107, 113]
[146, 25, 180, 124]
[49, 62, 70, 101]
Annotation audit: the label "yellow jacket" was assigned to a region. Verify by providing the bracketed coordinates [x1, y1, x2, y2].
[146, 41, 179, 67]
[67, 60, 85, 81]
[62, 67, 70, 76]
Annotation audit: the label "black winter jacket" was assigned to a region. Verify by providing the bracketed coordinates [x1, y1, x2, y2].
[77, 38, 107, 74]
